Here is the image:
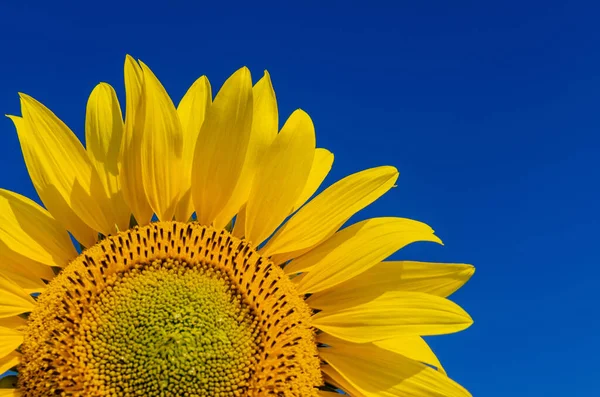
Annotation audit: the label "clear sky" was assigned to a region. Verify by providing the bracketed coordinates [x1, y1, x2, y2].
[1, 1, 598, 396]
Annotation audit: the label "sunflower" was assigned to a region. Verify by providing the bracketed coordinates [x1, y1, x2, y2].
[0, 56, 474, 397]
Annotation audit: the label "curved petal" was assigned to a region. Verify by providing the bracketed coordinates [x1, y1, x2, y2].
[231, 204, 247, 238]
[16, 95, 117, 237]
[0, 351, 20, 374]
[138, 61, 184, 221]
[0, 189, 76, 267]
[7, 116, 96, 247]
[0, 316, 26, 329]
[374, 336, 446, 375]
[174, 76, 212, 222]
[292, 148, 334, 212]
[292, 217, 441, 294]
[312, 291, 473, 343]
[250, 70, 278, 159]
[261, 166, 399, 256]
[120, 55, 153, 225]
[212, 70, 279, 228]
[307, 261, 475, 310]
[85, 82, 130, 232]
[192, 67, 253, 226]
[0, 274, 35, 318]
[0, 327, 23, 358]
[320, 336, 471, 397]
[0, 390, 20, 397]
[0, 263, 48, 293]
[245, 109, 315, 245]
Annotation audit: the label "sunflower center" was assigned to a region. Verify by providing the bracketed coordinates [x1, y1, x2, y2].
[80, 261, 261, 396]
[18, 222, 322, 396]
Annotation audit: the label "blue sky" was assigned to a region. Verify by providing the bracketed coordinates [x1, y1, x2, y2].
[1, 1, 598, 396]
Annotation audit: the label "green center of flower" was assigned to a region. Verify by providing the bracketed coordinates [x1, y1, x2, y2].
[77, 259, 262, 396]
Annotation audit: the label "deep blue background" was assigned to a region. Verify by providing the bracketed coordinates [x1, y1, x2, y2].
[1, 1, 598, 396]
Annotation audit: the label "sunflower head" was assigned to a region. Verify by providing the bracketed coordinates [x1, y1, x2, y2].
[0, 56, 474, 397]
[19, 222, 320, 396]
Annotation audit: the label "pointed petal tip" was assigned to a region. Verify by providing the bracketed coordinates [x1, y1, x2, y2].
[17, 92, 31, 102]
[463, 264, 476, 277]
[235, 66, 251, 79]
[125, 55, 142, 69]
[292, 108, 311, 118]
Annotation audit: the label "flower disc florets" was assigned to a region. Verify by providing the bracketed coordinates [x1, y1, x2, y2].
[18, 222, 321, 396]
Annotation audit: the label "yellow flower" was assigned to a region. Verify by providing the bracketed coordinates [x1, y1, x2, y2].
[0, 56, 474, 396]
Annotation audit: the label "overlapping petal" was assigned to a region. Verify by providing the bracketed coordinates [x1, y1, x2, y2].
[291, 217, 441, 294]
[0, 327, 23, 358]
[320, 335, 471, 397]
[312, 291, 473, 342]
[120, 55, 153, 225]
[17, 95, 120, 237]
[174, 76, 212, 222]
[373, 336, 446, 375]
[292, 148, 334, 212]
[0, 389, 20, 397]
[0, 351, 20, 374]
[138, 62, 184, 221]
[192, 67, 253, 226]
[213, 71, 279, 229]
[262, 166, 399, 257]
[0, 189, 76, 267]
[0, 275, 35, 318]
[307, 261, 474, 310]
[85, 83, 130, 231]
[8, 115, 96, 247]
[245, 110, 315, 245]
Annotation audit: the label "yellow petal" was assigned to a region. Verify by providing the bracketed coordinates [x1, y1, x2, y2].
[120, 55, 153, 225]
[0, 390, 20, 397]
[231, 204, 246, 238]
[0, 327, 23, 358]
[212, 71, 278, 228]
[0, 316, 26, 329]
[174, 76, 212, 222]
[0, 263, 48, 293]
[17, 95, 118, 237]
[138, 61, 183, 221]
[245, 110, 315, 245]
[312, 291, 473, 343]
[0, 274, 35, 318]
[320, 335, 471, 397]
[291, 148, 334, 212]
[261, 166, 399, 256]
[7, 115, 97, 248]
[0, 351, 20, 374]
[250, 71, 278, 158]
[374, 336, 446, 375]
[85, 82, 130, 232]
[307, 261, 474, 310]
[291, 217, 441, 294]
[0, 189, 76, 267]
[192, 67, 253, 226]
